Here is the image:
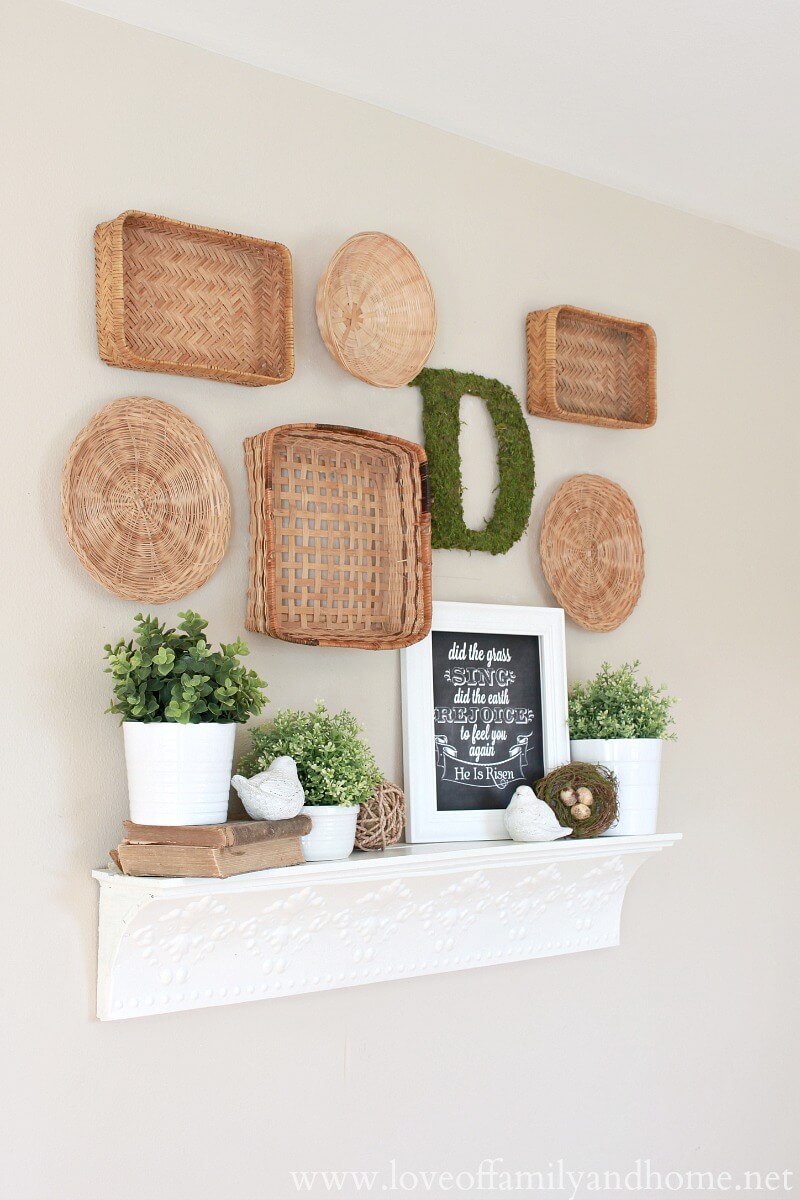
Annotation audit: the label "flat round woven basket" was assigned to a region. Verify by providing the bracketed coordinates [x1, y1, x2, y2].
[539, 474, 644, 631]
[315, 232, 436, 387]
[61, 396, 231, 603]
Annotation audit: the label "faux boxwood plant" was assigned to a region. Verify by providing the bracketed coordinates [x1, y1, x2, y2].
[104, 611, 267, 723]
[237, 703, 381, 806]
[568, 661, 676, 741]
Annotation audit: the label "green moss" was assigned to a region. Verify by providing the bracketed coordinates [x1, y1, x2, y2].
[410, 368, 535, 555]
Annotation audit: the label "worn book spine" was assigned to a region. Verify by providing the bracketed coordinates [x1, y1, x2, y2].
[115, 836, 304, 878]
[122, 814, 311, 848]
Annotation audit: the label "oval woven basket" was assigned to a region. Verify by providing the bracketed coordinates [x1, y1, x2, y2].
[61, 396, 231, 603]
[315, 232, 436, 387]
[539, 474, 644, 631]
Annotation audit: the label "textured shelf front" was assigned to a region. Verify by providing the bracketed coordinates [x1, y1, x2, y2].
[93, 833, 680, 1020]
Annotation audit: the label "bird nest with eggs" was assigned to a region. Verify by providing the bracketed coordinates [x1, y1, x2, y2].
[535, 762, 619, 838]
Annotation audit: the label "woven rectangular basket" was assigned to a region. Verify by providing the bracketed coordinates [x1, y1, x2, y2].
[526, 305, 656, 429]
[244, 424, 432, 650]
[95, 210, 294, 386]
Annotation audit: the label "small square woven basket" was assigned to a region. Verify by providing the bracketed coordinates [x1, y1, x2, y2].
[527, 305, 656, 429]
[244, 424, 432, 650]
[95, 210, 294, 386]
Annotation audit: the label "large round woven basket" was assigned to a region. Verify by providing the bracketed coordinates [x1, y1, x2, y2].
[61, 396, 231, 603]
[539, 474, 644, 631]
[315, 232, 436, 387]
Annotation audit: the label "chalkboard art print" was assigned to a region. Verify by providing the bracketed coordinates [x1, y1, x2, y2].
[401, 602, 569, 842]
[433, 630, 543, 809]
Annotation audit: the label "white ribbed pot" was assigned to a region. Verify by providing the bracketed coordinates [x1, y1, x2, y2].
[123, 722, 236, 826]
[570, 738, 662, 836]
[300, 805, 360, 862]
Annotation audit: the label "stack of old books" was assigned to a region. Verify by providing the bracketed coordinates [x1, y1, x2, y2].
[109, 814, 311, 878]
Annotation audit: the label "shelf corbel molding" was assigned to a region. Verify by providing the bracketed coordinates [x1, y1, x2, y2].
[93, 833, 680, 1020]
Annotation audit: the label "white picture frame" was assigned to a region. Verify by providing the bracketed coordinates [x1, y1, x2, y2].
[401, 601, 569, 842]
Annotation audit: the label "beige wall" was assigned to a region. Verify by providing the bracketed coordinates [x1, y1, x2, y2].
[2, 2, 798, 1197]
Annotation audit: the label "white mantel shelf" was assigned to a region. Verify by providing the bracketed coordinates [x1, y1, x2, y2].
[92, 833, 680, 1020]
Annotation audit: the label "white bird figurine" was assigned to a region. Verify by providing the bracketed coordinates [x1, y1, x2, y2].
[504, 784, 572, 842]
[231, 756, 305, 821]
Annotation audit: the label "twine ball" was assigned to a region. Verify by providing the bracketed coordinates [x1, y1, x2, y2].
[354, 780, 406, 851]
[535, 762, 619, 838]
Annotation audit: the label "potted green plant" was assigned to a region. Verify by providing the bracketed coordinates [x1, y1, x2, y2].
[238, 703, 381, 860]
[105, 611, 267, 826]
[568, 661, 676, 836]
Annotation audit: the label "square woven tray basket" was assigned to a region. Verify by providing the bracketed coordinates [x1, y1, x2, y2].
[527, 305, 656, 429]
[244, 424, 432, 650]
[95, 210, 293, 386]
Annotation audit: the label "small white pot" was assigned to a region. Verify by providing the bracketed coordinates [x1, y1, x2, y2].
[123, 722, 236, 826]
[300, 804, 359, 862]
[570, 738, 662, 836]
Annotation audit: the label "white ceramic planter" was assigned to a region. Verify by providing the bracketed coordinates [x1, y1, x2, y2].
[123, 722, 236, 825]
[300, 804, 360, 862]
[570, 738, 662, 836]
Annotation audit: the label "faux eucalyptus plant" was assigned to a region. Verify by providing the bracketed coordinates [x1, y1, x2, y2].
[568, 661, 676, 741]
[104, 611, 267, 724]
[238, 702, 381, 806]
